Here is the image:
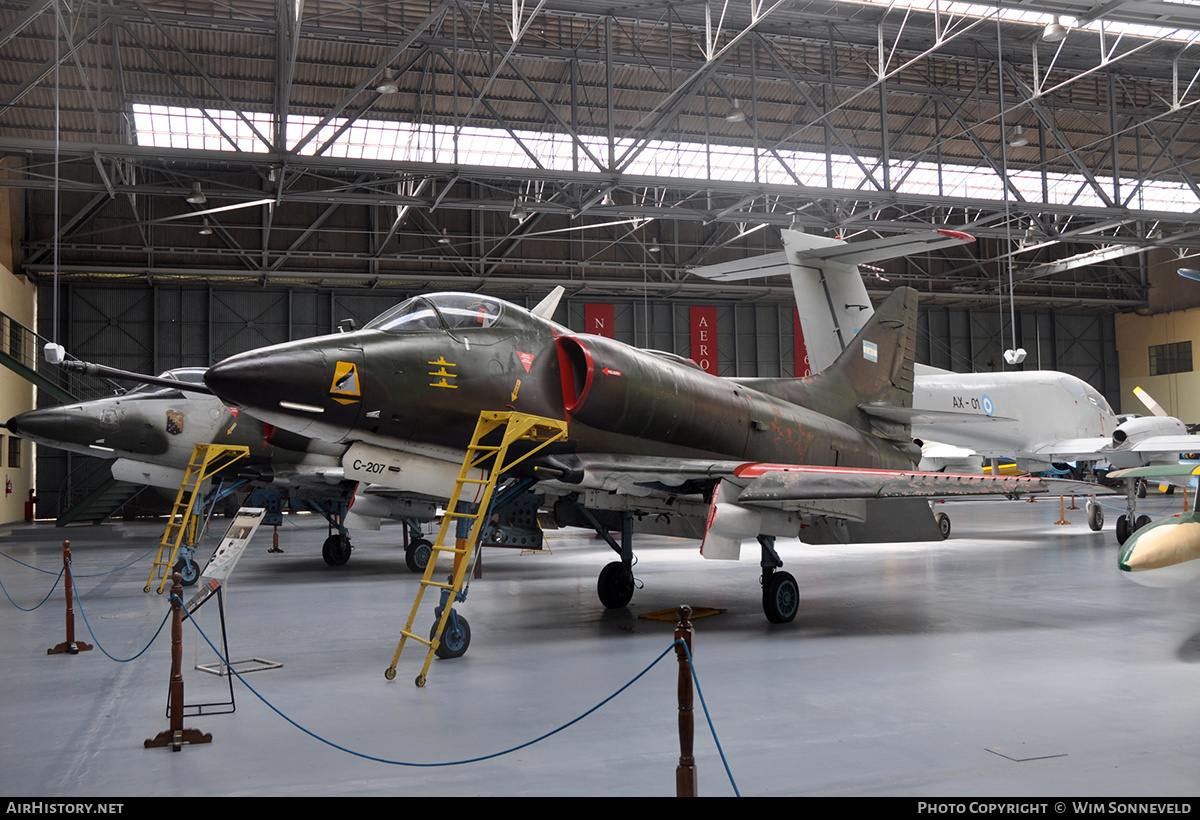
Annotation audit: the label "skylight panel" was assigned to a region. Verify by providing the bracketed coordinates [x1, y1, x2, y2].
[130, 104, 1199, 216]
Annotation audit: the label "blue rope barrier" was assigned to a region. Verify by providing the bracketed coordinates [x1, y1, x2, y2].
[0, 564, 63, 611]
[68, 561, 172, 663]
[180, 603, 738, 793]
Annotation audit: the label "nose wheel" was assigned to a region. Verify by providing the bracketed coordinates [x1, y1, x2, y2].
[172, 557, 200, 587]
[405, 538, 432, 573]
[322, 533, 352, 566]
[597, 561, 635, 608]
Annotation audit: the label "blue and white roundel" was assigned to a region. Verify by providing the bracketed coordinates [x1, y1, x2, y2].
[981, 394, 994, 416]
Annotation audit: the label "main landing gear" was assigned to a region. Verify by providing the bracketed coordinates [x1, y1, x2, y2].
[400, 515, 433, 573]
[1116, 479, 1152, 546]
[759, 535, 799, 623]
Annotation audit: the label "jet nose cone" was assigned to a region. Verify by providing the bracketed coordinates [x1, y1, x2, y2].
[6, 407, 100, 449]
[1118, 514, 1200, 587]
[206, 345, 362, 441]
[206, 347, 327, 410]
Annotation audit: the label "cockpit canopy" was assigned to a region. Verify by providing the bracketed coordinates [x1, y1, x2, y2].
[366, 293, 504, 333]
[124, 368, 208, 398]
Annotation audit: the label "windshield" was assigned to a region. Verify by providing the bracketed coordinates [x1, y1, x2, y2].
[366, 293, 503, 332]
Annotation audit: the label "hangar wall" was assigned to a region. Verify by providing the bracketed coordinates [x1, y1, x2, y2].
[0, 159, 35, 526]
[1115, 308, 1200, 427]
[31, 281, 1120, 519]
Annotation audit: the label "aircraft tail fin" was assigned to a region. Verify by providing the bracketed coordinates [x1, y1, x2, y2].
[786, 286, 920, 442]
[691, 228, 972, 374]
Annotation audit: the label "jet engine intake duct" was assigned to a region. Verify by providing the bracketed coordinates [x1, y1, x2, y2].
[555, 334, 750, 454]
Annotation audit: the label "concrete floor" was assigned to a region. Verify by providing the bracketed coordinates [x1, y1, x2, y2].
[2, 493, 1199, 797]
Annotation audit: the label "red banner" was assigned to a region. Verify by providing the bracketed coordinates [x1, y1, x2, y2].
[793, 308, 811, 377]
[690, 306, 718, 375]
[585, 303, 614, 338]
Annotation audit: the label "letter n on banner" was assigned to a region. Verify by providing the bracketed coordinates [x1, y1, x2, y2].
[793, 309, 811, 377]
[585, 303, 614, 338]
[690, 306, 718, 375]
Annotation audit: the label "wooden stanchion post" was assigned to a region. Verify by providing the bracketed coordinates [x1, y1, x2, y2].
[675, 604, 697, 797]
[1055, 496, 1071, 525]
[48, 541, 92, 655]
[145, 573, 212, 751]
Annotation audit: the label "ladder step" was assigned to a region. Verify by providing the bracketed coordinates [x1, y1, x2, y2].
[421, 581, 456, 591]
[399, 629, 432, 646]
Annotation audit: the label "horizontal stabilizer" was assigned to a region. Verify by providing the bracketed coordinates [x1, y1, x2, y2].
[858, 404, 1017, 425]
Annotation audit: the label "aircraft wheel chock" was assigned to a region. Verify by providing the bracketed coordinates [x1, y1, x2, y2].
[597, 561, 635, 609]
[763, 571, 799, 624]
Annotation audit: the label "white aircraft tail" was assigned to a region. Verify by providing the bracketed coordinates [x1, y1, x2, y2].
[691, 228, 974, 373]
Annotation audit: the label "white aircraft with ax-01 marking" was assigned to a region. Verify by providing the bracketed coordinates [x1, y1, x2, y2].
[692, 227, 1200, 540]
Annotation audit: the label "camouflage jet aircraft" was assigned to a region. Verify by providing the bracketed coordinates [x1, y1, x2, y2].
[6, 368, 440, 577]
[200, 285, 1050, 627]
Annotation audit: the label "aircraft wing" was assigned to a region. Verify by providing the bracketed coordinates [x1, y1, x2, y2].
[729, 463, 1045, 506]
[1034, 435, 1200, 464]
[557, 452, 1052, 559]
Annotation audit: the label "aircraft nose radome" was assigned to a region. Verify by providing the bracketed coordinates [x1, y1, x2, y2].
[5, 407, 104, 450]
[205, 347, 329, 412]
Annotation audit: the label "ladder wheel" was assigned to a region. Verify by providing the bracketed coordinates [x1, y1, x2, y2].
[415, 675, 426, 688]
[431, 616, 471, 659]
[384, 667, 396, 681]
[143, 585, 151, 593]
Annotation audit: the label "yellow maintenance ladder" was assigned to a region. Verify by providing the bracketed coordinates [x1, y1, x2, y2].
[144, 443, 250, 594]
[385, 411, 568, 686]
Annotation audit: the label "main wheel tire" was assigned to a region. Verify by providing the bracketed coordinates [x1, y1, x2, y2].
[1138, 479, 1147, 499]
[431, 616, 471, 660]
[173, 557, 200, 587]
[597, 561, 635, 609]
[1116, 514, 1130, 545]
[1135, 514, 1152, 531]
[935, 512, 951, 539]
[763, 571, 799, 624]
[322, 534, 352, 566]
[1087, 503, 1104, 532]
[405, 538, 433, 573]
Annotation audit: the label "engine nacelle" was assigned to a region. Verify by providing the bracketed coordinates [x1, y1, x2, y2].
[1112, 415, 1187, 447]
